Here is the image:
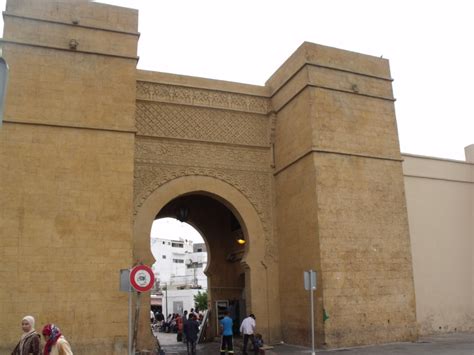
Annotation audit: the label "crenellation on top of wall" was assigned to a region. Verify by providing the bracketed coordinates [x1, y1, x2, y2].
[465, 144, 474, 163]
[5, 0, 138, 34]
[137, 70, 270, 97]
[136, 70, 272, 115]
[1, 0, 139, 134]
[266, 42, 392, 95]
[2, 14, 138, 58]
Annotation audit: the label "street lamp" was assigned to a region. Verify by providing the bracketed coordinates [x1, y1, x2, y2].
[176, 206, 189, 222]
[160, 282, 168, 317]
[235, 229, 246, 245]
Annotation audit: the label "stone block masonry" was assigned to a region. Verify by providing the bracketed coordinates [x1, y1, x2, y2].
[0, 1, 422, 352]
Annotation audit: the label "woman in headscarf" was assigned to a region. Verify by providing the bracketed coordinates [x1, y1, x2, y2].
[11, 315, 41, 355]
[41, 324, 73, 355]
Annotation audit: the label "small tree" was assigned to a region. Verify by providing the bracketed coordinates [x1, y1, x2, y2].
[194, 290, 208, 311]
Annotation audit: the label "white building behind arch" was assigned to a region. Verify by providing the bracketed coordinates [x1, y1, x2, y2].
[151, 236, 208, 290]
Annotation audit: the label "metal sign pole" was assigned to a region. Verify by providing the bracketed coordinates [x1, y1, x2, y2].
[165, 286, 168, 317]
[128, 289, 132, 355]
[304, 270, 317, 355]
[119, 269, 133, 355]
[132, 292, 142, 354]
[128, 288, 132, 355]
[121, 265, 154, 354]
[310, 280, 315, 355]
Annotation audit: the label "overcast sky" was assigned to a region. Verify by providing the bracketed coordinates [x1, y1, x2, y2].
[106, 0, 473, 161]
[1, 0, 472, 161]
[151, 218, 204, 243]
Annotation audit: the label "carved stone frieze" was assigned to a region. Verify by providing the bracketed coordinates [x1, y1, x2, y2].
[133, 163, 277, 260]
[136, 81, 272, 114]
[134, 82, 276, 259]
[135, 101, 270, 147]
[135, 138, 270, 173]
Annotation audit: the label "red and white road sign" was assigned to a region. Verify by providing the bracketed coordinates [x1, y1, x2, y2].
[130, 265, 155, 292]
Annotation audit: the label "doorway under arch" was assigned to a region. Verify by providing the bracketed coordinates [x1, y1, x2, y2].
[133, 175, 279, 349]
[155, 194, 249, 338]
[150, 217, 207, 320]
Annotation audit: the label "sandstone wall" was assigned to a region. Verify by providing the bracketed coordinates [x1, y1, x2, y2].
[0, 1, 138, 353]
[271, 43, 418, 347]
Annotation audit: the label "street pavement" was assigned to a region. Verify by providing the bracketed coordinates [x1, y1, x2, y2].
[155, 331, 474, 354]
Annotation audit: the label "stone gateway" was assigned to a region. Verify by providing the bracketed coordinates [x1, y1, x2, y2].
[3, 1, 470, 354]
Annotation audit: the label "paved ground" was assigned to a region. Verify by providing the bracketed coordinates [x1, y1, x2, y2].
[155, 331, 474, 354]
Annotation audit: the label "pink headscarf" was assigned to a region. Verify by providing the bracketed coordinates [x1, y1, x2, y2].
[42, 324, 62, 355]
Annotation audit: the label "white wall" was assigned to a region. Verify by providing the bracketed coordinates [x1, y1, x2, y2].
[403, 152, 474, 335]
[161, 289, 202, 316]
[151, 237, 208, 289]
[151, 237, 191, 283]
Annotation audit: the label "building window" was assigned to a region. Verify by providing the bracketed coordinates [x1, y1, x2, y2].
[173, 259, 184, 263]
[162, 241, 165, 244]
[162, 255, 166, 259]
[197, 248, 202, 252]
[172, 242, 184, 248]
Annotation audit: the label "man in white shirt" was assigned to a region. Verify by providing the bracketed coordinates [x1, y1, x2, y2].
[239, 314, 257, 355]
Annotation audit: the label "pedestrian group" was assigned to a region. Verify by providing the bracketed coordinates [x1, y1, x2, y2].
[11, 315, 73, 355]
[11, 310, 263, 354]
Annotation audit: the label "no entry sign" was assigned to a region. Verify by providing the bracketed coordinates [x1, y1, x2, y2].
[130, 265, 155, 292]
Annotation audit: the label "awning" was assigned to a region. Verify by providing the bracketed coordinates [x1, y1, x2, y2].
[151, 296, 162, 306]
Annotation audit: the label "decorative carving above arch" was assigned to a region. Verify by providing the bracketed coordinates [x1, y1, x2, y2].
[135, 101, 270, 147]
[136, 81, 272, 115]
[133, 164, 277, 261]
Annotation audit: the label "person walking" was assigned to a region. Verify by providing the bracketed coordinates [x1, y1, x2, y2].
[155, 311, 165, 331]
[183, 313, 200, 355]
[176, 314, 184, 342]
[219, 310, 234, 354]
[11, 315, 41, 355]
[41, 324, 73, 355]
[182, 311, 188, 343]
[150, 310, 155, 325]
[163, 314, 173, 333]
[240, 314, 257, 355]
[155, 311, 165, 323]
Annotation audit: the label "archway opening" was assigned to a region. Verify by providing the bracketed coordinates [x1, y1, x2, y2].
[150, 218, 207, 317]
[150, 193, 249, 341]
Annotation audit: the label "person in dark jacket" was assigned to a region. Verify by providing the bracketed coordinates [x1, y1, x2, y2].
[11, 315, 41, 355]
[183, 313, 200, 355]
